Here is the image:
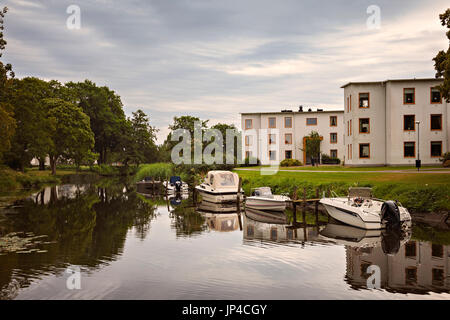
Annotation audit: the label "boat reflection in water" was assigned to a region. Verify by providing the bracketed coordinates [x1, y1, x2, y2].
[244, 208, 450, 294]
[321, 224, 450, 294]
[196, 201, 241, 232]
[243, 208, 327, 245]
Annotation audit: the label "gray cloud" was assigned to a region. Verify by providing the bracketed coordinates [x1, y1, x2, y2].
[2, 0, 448, 142]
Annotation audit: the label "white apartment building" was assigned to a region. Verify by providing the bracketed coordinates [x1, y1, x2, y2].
[241, 108, 344, 165]
[343, 78, 449, 166]
[241, 78, 449, 166]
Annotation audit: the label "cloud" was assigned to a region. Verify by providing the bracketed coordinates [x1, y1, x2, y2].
[1, 0, 448, 143]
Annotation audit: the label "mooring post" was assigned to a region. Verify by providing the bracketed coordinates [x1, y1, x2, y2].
[237, 177, 242, 212]
[292, 186, 298, 224]
[315, 188, 319, 226]
[302, 188, 306, 221]
[152, 177, 155, 195]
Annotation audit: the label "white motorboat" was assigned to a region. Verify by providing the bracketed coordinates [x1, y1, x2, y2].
[195, 171, 243, 203]
[244, 207, 288, 225]
[245, 187, 290, 211]
[197, 200, 238, 213]
[163, 176, 189, 193]
[319, 188, 411, 230]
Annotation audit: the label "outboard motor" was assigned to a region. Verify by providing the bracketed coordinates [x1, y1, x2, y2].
[175, 180, 182, 192]
[381, 229, 401, 254]
[381, 200, 401, 228]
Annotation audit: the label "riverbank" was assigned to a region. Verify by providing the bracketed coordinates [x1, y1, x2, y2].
[235, 169, 450, 213]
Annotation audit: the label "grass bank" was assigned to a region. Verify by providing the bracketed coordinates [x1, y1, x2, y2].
[235, 169, 450, 213]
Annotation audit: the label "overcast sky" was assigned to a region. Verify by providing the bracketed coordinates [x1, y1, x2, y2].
[2, 0, 449, 142]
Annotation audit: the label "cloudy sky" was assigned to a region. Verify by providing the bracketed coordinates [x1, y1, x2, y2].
[2, 0, 449, 142]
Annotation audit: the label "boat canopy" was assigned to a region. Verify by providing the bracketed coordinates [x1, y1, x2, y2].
[206, 171, 239, 190]
[252, 187, 273, 198]
[170, 176, 182, 184]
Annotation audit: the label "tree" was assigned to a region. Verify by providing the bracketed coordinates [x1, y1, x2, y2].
[162, 116, 209, 162]
[302, 131, 322, 166]
[0, 7, 15, 159]
[42, 98, 95, 175]
[65, 80, 127, 164]
[210, 123, 241, 165]
[117, 110, 158, 166]
[3, 78, 55, 170]
[433, 9, 450, 102]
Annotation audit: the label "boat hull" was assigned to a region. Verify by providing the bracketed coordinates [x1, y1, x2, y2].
[245, 198, 287, 211]
[195, 187, 240, 203]
[321, 203, 382, 230]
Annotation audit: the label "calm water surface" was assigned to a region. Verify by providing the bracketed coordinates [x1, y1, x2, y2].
[0, 180, 449, 300]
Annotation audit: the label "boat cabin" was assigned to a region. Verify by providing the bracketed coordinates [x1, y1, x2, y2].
[203, 171, 239, 190]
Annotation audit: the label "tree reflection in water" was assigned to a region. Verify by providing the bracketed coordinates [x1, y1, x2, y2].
[0, 179, 157, 299]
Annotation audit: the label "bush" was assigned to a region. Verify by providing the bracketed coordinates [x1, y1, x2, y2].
[242, 157, 261, 167]
[280, 159, 303, 167]
[441, 152, 450, 163]
[135, 163, 174, 182]
[321, 154, 341, 164]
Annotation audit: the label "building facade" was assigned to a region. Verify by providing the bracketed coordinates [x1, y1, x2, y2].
[241, 78, 449, 166]
[343, 78, 449, 166]
[241, 109, 344, 165]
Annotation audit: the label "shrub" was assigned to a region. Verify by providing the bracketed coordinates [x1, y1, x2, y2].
[242, 157, 261, 167]
[135, 163, 174, 182]
[321, 154, 341, 164]
[280, 159, 303, 167]
[441, 152, 450, 163]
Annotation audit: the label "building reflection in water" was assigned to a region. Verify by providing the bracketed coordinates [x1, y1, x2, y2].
[244, 209, 450, 294]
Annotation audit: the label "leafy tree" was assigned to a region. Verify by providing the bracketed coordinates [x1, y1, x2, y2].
[210, 123, 241, 164]
[433, 9, 450, 102]
[3, 78, 56, 170]
[161, 116, 208, 163]
[302, 131, 322, 166]
[42, 98, 95, 175]
[0, 7, 15, 158]
[65, 80, 127, 164]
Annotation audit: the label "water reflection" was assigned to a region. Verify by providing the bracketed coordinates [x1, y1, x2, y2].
[0, 181, 157, 299]
[0, 186, 449, 299]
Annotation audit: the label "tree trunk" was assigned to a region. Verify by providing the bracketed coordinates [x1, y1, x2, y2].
[38, 157, 46, 171]
[50, 156, 57, 175]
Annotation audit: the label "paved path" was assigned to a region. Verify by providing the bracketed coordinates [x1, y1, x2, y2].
[234, 168, 450, 174]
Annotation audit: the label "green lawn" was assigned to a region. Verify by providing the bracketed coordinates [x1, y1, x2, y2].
[234, 168, 450, 213]
[235, 165, 447, 172]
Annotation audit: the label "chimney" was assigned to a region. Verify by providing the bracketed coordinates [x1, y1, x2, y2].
[298, 105, 303, 112]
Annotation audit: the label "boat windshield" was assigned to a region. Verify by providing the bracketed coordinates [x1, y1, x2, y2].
[217, 173, 236, 187]
[253, 187, 273, 197]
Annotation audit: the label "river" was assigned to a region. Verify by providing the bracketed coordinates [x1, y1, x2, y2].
[0, 178, 449, 299]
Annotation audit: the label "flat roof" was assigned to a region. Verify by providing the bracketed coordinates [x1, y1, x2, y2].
[341, 77, 443, 88]
[240, 110, 344, 115]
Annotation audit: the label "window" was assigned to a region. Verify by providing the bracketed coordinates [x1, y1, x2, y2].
[359, 143, 370, 158]
[404, 142, 415, 158]
[350, 95, 352, 111]
[285, 133, 292, 144]
[269, 150, 276, 161]
[330, 116, 337, 126]
[245, 135, 252, 146]
[432, 268, 444, 286]
[431, 114, 442, 131]
[245, 119, 252, 129]
[350, 144, 352, 159]
[306, 118, 317, 125]
[432, 244, 444, 258]
[284, 117, 292, 128]
[359, 93, 369, 108]
[268, 134, 276, 144]
[404, 88, 415, 104]
[431, 141, 442, 157]
[431, 87, 442, 103]
[285, 150, 292, 159]
[359, 118, 370, 133]
[405, 241, 416, 257]
[268, 117, 276, 128]
[404, 115, 415, 131]
[330, 133, 337, 143]
[350, 119, 352, 135]
[245, 151, 252, 159]
[405, 267, 417, 285]
[347, 97, 350, 112]
[270, 227, 277, 241]
[330, 149, 338, 158]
